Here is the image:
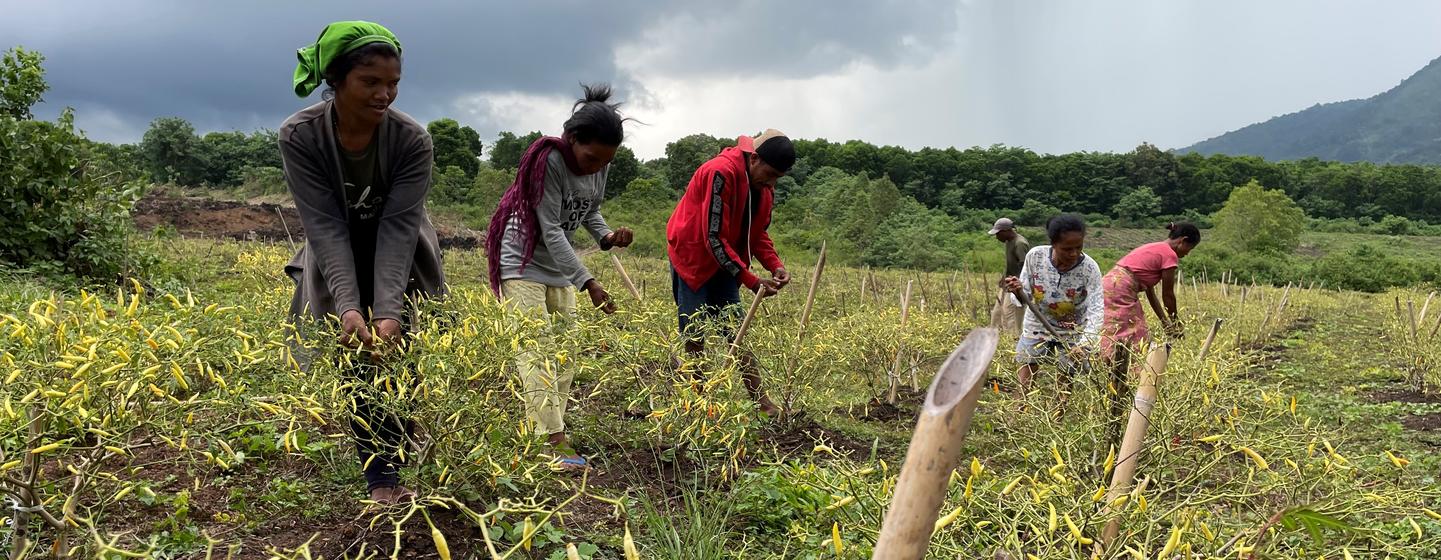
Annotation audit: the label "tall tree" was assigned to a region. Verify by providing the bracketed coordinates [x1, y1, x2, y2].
[1212, 180, 1306, 255]
[605, 145, 640, 199]
[488, 130, 542, 170]
[140, 117, 204, 185]
[427, 118, 482, 178]
[663, 133, 733, 192]
[0, 47, 46, 120]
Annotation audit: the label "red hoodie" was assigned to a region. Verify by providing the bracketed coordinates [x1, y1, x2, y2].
[667, 136, 784, 292]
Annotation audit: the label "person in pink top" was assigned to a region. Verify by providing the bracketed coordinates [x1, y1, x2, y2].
[1102, 222, 1201, 360]
[1100, 222, 1200, 436]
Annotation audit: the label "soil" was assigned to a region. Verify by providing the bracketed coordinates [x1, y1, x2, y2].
[755, 416, 875, 460]
[1401, 412, 1441, 431]
[830, 387, 927, 423]
[1368, 387, 1441, 404]
[132, 195, 482, 250]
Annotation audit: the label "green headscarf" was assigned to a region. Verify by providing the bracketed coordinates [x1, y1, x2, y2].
[293, 20, 402, 98]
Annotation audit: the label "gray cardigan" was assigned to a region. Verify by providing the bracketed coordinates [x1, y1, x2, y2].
[280, 101, 447, 324]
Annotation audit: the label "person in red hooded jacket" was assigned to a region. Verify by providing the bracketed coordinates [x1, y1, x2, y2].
[666, 129, 795, 417]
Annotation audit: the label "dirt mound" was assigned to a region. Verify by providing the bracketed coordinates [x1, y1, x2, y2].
[132, 195, 482, 250]
[1402, 412, 1441, 431]
[1370, 386, 1441, 404]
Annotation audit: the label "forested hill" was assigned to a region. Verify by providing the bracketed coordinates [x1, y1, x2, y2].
[1179, 55, 1441, 164]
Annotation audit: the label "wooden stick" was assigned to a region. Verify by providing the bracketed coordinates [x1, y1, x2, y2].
[1014, 289, 1064, 340]
[872, 328, 999, 560]
[1198, 318, 1224, 360]
[797, 242, 828, 341]
[946, 272, 957, 312]
[1418, 292, 1436, 326]
[1407, 300, 1419, 342]
[1428, 309, 1441, 342]
[888, 280, 914, 404]
[868, 267, 881, 303]
[1097, 343, 1171, 552]
[276, 207, 297, 253]
[610, 253, 642, 301]
[730, 291, 768, 358]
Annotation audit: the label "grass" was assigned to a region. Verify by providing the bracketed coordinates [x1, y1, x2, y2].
[2, 236, 1440, 558]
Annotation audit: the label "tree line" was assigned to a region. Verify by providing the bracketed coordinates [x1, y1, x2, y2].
[131, 118, 1441, 230]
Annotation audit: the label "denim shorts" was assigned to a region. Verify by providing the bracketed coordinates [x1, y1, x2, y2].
[1015, 336, 1091, 375]
[672, 268, 742, 342]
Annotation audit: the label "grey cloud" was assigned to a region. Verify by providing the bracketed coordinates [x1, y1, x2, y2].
[3, 0, 960, 144]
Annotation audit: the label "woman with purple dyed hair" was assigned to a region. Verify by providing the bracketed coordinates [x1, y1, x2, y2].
[485, 83, 634, 471]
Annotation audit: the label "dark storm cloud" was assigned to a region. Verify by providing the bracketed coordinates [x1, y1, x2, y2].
[1, 0, 961, 143]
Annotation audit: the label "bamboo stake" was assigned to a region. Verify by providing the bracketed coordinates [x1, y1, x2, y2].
[797, 242, 828, 341]
[609, 253, 643, 301]
[276, 207, 297, 253]
[9, 407, 40, 560]
[1428, 310, 1441, 342]
[869, 267, 881, 303]
[1198, 318, 1224, 360]
[888, 281, 914, 404]
[872, 328, 999, 560]
[945, 272, 956, 312]
[1418, 291, 1436, 326]
[860, 268, 868, 300]
[1407, 300, 1419, 342]
[1097, 343, 1171, 552]
[730, 291, 768, 358]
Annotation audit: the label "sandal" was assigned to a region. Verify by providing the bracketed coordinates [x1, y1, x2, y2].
[550, 455, 590, 472]
[368, 485, 417, 505]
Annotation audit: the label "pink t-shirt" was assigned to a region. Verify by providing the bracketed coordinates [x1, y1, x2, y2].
[1116, 241, 1178, 289]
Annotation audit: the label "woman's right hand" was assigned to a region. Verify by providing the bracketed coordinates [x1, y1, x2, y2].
[585, 280, 616, 314]
[339, 309, 373, 349]
[1003, 276, 1024, 296]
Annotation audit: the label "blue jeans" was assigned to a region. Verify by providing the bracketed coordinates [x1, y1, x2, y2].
[672, 268, 742, 342]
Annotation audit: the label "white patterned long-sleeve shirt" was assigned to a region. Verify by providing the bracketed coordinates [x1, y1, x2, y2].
[1016, 245, 1105, 347]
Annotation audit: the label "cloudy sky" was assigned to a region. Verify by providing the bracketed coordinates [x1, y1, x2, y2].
[5, 0, 1440, 159]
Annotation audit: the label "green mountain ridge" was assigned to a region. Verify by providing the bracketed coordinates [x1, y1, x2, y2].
[1179, 55, 1441, 164]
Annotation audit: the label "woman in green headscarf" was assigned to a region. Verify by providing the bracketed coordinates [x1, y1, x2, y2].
[281, 21, 445, 505]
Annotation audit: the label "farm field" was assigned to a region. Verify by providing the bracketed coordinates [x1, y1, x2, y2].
[3, 238, 1440, 559]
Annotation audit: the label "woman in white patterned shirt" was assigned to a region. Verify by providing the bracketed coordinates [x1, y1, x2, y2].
[1002, 214, 1104, 399]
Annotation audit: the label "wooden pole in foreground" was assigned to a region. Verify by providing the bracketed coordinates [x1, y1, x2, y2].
[1418, 291, 1436, 327]
[872, 328, 999, 560]
[610, 253, 642, 301]
[1198, 318, 1224, 360]
[1097, 343, 1171, 553]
